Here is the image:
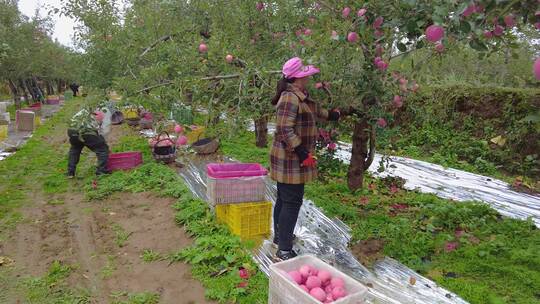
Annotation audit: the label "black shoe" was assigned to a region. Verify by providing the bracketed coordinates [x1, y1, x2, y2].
[276, 249, 298, 261]
[273, 234, 296, 245]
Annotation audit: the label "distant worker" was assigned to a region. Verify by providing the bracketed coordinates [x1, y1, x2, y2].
[70, 82, 80, 97]
[66, 107, 110, 178]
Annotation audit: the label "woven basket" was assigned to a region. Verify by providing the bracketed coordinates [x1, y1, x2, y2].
[192, 138, 219, 155]
[126, 118, 140, 127]
[111, 111, 124, 125]
[151, 132, 176, 164]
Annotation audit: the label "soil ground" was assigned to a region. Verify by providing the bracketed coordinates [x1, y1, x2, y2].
[0, 121, 213, 304]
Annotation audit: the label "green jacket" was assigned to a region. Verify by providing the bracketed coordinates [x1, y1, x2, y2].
[69, 108, 100, 137]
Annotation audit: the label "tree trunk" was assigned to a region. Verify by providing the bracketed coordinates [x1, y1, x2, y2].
[33, 76, 44, 99]
[347, 118, 376, 191]
[7, 79, 21, 109]
[44, 80, 52, 96]
[24, 79, 36, 101]
[18, 79, 29, 102]
[254, 116, 268, 148]
[57, 79, 62, 93]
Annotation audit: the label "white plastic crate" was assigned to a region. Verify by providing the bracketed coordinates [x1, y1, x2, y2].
[207, 175, 266, 205]
[269, 255, 368, 304]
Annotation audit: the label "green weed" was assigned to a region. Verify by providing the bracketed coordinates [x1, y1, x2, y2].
[110, 291, 160, 304]
[140, 249, 163, 262]
[21, 261, 91, 303]
[112, 224, 132, 248]
[101, 255, 116, 279]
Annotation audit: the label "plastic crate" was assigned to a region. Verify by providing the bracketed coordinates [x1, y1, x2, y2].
[46, 95, 60, 105]
[216, 201, 272, 239]
[170, 105, 193, 125]
[122, 108, 139, 119]
[16, 110, 35, 131]
[106, 151, 143, 171]
[207, 163, 268, 179]
[207, 163, 268, 204]
[269, 255, 368, 304]
[0, 124, 7, 140]
[186, 125, 205, 144]
[0, 112, 10, 124]
[64, 91, 73, 100]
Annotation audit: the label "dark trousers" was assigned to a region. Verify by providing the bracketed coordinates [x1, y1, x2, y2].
[274, 182, 305, 251]
[67, 129, 109, 175]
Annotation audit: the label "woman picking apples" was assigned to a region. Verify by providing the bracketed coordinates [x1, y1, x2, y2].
[270, 57, 344, 260]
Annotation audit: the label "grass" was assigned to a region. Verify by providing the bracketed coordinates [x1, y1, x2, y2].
[221, 130, 540, 304]
[101, 255, 117, 279]
[112, 224, 132, 248]
[110, 291, 160, 304]
[21, 261, 91, 303]
[140, 249, 163, 262]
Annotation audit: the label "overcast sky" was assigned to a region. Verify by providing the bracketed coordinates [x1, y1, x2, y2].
[18, 0, 77, 47]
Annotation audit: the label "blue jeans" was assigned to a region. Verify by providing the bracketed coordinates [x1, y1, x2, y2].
[67, 129, 109, 175]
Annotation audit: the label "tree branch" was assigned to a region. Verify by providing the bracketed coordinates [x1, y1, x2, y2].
[135, 71, 282, 94]
[135, 81, 173, 94]
[389, 48, 415, 61]
[139, 35, 172, 58]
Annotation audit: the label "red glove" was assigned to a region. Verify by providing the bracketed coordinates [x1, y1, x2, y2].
[301, 153, 317, 168]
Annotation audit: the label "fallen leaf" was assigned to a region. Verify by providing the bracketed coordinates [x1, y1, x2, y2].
[0, 256, 14, 266]
[490, 135, 506, 147]
[409, 276, 416, 285]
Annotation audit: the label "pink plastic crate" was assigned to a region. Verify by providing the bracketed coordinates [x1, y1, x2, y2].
[46, 99, 60, 105]
[207, 163, 268, 179]
[107, 152, 143, 171]
[207, 163, 268, 205]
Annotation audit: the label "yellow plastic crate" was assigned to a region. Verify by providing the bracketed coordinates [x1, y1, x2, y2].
[216, 201, 272, 239]
[0, 125, 7, 140]
[121, 108, 139, 119]
[187, 126, 206, 143]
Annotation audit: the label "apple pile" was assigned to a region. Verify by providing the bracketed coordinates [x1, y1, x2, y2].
[286, 265, 350, 303]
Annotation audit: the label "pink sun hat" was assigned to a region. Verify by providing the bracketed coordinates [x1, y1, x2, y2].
[282, 57, 320, 79]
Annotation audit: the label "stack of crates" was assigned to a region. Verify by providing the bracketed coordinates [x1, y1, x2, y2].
[16, 110, 35, 131]
[0, 102, 8, 140]
[207, 163, 271, 240]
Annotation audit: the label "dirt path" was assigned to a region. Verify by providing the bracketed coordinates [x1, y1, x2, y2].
[1, 123, 213, 304]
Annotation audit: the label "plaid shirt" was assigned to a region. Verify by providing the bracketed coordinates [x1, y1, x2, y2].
[69, 108, 101, 137]
[270, 84, 328, 184]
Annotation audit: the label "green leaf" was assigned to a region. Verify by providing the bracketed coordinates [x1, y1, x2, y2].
[459, 21, 471, 33]
[397, 43, 407, 52]
[469, 39, 488, 52]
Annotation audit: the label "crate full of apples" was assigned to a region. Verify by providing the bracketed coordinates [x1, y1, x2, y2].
[269, 255, 368, 304]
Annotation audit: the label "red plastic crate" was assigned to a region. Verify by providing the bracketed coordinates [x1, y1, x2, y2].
[107, 152, 143, 171]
